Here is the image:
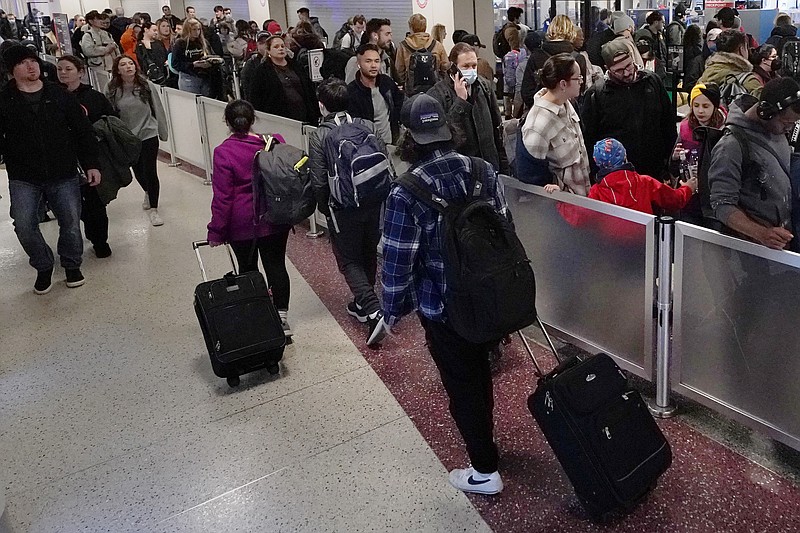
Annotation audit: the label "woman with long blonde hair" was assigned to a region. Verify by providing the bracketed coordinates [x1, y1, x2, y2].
[542, 14, 588, 103]
[171, 17, 215, 96]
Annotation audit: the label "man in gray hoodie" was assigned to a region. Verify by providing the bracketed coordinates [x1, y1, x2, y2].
[709, 77, 800, 250]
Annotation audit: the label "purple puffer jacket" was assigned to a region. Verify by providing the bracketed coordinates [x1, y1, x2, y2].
[207, 133, 288, 243]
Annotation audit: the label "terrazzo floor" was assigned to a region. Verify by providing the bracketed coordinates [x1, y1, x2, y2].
[3, 160, 800, 532]
[0, 164, 488, 533]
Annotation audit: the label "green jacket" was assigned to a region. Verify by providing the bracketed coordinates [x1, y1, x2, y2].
[699, 52, 763, 98]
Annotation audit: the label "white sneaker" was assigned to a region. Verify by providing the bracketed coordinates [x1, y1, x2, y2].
[142, 193, 150, 210]
[448, 467, 503, 495]
[149, 209, 164, 226]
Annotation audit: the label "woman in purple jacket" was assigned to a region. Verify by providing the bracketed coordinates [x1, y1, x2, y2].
[207, 100, 293, 339]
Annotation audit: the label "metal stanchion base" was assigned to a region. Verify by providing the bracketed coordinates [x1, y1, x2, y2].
[203, 180, 212, 186]
[305, 229, 325, 238]
[168, 162, 181, 168]
[648, 401, 678, 419]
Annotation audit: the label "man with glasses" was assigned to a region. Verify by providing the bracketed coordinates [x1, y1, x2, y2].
[581, 39, 676, 181]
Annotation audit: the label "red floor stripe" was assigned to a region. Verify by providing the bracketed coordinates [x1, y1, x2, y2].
[286, 230, 800, 532]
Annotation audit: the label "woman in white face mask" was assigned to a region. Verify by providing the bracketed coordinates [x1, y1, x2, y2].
[426, 42, 507, 173]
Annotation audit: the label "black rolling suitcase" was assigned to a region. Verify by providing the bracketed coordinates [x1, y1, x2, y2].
[192, 240, 285, 388]
[519, 323, 672, 520]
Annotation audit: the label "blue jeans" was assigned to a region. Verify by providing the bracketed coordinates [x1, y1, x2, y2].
[178, 73, 212, 97]
[9, 178, 83, 272]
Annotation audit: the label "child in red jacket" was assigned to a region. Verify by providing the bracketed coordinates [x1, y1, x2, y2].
[589, 138, 697, 214]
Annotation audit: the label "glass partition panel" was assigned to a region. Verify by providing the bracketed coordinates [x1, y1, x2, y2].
[198, 98, 230, 176]
[253, 112, 304, 150]
[503, 179, 655, 375]
[163, 88, 205, 169]
[673, 223, 800, 447]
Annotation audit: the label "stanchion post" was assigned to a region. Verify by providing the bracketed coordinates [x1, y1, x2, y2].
[196, 96, 213, 185]
[232, 66, 242, 100]
[161, 88, 180, 168]
[649, 216, 677, 418]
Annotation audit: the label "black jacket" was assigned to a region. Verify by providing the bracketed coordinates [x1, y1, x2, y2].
[581, 71, 676, 180]
[683, 44, 704, 92]
[346, 72, 404, 143]
[427, 76, 506, 172]
[247, 59, 320, 123]
[72, 83, 117, 123]
[586, 27, 616, 68]
[765, 24, 798, 55]
[0, 18, 29, 40]
[521, 48, 554, 108]
[0, 81, 99, 183]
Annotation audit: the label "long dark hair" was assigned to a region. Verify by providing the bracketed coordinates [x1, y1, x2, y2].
[683, 24, 702, 48]
[395, 125, 463, 165]
[107, 55, 152, 105]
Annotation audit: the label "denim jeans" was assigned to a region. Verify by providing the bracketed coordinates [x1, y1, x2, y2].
[9, 177, 83, 272]
[178, 73, 212, 97]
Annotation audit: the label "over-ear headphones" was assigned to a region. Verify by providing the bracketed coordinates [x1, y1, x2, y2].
[757, 89, 800, 120]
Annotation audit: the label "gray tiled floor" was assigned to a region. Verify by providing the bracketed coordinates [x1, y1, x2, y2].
[0, 164, 489, 532]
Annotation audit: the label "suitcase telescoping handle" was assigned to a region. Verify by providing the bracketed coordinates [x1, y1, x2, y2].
[517, 314, 561, 378]
[192, 240, 238, 282]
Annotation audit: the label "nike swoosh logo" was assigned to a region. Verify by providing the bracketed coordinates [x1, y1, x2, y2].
[467, 476, 491, 485]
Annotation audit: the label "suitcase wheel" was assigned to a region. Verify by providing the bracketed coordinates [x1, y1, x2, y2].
[227, 376, 241, 387]
[267, 363, 280, 375]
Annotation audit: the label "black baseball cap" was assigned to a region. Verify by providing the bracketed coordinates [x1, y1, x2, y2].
[461, 34, 485, 48]
[401, 94, 452, 144]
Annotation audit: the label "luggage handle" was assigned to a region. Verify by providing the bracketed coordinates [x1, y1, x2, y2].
[517, 313, 561, 378]
[192, 240, 238, 282]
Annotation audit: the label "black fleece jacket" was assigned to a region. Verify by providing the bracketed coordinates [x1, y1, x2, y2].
[346, 72, 404, 143]
[0, 81, 99, 183]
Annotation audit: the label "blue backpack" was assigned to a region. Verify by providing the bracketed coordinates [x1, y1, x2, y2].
[323, 113, 391, 213]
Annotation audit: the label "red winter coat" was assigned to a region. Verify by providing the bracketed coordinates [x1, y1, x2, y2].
[588, 166, 693, 214]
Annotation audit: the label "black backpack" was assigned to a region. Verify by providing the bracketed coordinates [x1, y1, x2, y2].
[782, 39, 800, 78]
[493, 23, 517, 58]
[397, 157, 537, 344]
[252, 135, 316, 226]
[720, 72, 758, 108]
[691, 124, 753, 227]
[402, 40, 438, 95]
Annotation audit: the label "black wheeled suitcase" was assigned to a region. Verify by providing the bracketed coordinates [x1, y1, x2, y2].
[192, 240, 285, 388]
[519, 323, 672, 520]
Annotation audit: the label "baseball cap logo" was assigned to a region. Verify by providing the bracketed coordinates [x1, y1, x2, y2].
[420, 112, 440, 123]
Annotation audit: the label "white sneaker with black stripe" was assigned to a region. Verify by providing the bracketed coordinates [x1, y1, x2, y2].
[448, 467, 503, 495]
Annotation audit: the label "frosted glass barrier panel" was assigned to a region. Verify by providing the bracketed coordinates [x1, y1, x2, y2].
[253, 112, 304, 150]
[674, 223, 800, 439]
[199, 98, 229, 172]
[163, 88, 205, 168]
[504, 180, 654, 371]
[155, 87, 171, 155]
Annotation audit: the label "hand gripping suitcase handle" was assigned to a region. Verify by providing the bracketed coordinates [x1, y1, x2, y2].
[192, 240, 238, 282]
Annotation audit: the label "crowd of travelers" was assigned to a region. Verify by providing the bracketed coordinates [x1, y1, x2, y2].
[2, 1, 800, 500]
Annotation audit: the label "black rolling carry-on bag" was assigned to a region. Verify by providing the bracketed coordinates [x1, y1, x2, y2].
[192, 240, 285, 388]
[518, 324, 671, 520]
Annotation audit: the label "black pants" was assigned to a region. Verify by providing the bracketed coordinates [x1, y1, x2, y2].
[419, 314, 498, 474]
[230, 230, 291, 310]
[133, 136, 161, 209]
[329, 204, 382, 315]
[80, 183, 108, 246]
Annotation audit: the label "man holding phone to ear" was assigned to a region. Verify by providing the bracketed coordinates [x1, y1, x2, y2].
[427, 42, 507, 173]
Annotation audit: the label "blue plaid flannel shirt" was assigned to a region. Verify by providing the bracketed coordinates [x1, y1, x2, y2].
[381, 149, 509, 326]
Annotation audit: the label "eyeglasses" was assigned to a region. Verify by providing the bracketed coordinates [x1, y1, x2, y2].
[610, 62, 635, 75]
[568, 75, 584, 83]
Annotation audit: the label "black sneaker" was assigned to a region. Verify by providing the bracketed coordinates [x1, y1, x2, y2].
[34, 268, 53, 295]
[93, 243, 112, 258]
[366, 311, 388, 347]
[346, 301, 368, 323]
[65, 268, 85, 288]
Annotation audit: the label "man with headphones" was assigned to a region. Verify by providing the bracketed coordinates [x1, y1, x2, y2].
[709, 77, 799, 250]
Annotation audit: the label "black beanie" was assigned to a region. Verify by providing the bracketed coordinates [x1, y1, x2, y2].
[761, 77, 800, 112]
[2, 44, 39, 71]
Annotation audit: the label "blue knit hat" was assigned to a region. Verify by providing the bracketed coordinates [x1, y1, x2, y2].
[593, 138, 627, 170]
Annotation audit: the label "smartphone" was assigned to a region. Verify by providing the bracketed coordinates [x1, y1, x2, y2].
[448, 63, 461, 79]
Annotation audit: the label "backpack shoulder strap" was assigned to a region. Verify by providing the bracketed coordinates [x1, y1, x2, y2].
[426, 39, 436, 52]
[467, 156, 485, 199]
[724, 125, 749, 163]
[396, 172, 448, 213]
[401, 40, 415, 53]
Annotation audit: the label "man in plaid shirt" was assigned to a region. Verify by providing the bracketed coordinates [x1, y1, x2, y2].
[381, 94, 509, 495]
